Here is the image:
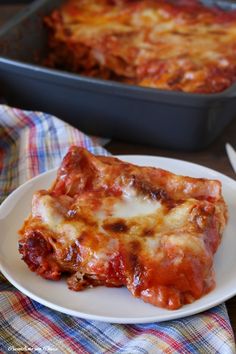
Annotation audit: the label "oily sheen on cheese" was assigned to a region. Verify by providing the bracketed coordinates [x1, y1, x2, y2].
[19, 147, 227, 310]
[44, 0, 236, 93]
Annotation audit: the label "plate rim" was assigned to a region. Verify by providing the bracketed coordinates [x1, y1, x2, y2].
[0, 154, 236, 324]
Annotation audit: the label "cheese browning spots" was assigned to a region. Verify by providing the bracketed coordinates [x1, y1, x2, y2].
[18, 147, 227, 310]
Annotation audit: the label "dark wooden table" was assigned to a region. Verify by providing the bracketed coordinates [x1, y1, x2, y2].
[1, 3, 236, 340]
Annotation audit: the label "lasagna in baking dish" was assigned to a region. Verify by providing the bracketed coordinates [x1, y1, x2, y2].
[19, 147, 227, 310]
[44, 0, 236, 93]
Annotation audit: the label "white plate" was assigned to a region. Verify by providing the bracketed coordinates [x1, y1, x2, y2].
[0, 155, 236, 324]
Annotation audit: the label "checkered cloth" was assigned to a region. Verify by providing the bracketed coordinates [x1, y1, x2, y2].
[0, 105, 235, 354]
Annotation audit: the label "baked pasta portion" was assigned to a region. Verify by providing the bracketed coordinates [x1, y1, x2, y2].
[44, 0, 236, 93]
[19, 147, 227, 310]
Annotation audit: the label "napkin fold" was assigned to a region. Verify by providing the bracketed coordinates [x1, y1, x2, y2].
[0, 105, 235, 354]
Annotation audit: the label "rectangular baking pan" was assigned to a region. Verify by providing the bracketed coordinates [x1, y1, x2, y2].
[0, 0, 236, 150]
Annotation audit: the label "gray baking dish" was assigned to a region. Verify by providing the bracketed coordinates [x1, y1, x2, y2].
[1, 0, 236, 150]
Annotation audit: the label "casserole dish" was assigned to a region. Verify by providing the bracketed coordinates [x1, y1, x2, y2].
[0, 0, 236, 150]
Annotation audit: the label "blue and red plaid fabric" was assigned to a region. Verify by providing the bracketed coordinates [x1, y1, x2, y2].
[0, 105, 235, 354]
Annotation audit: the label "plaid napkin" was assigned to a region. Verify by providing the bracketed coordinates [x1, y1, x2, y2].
[0, 105, 235, 354]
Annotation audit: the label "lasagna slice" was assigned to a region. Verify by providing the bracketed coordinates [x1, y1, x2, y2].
[19, 147, 227, 310]
[44, 0, 236, 93]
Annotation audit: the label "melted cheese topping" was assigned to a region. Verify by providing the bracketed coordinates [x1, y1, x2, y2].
[19, 147, 227, 310]
[112, 194, 161, 218]
[45, 0, 236, 93]
[33, 191, 162, 239]
[33, 190, 204, 256]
